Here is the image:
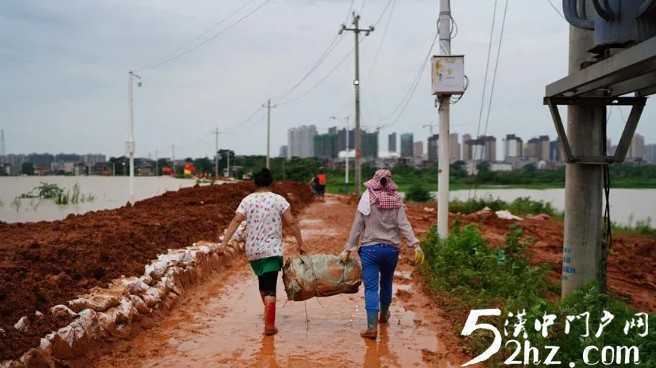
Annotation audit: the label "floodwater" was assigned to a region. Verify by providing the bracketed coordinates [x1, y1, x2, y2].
[448, 188, 656, 226]
[92, 197, 463, 368]
[0, 176, 197, 223]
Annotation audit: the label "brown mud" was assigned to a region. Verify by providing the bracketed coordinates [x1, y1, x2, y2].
[92, 196, 469, 368]
[0, 181, 312, 361]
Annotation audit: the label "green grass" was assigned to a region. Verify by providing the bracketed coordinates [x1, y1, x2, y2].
[420, 224, 656, 366]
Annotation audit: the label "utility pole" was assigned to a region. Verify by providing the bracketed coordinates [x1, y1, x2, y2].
[155, 150, 159, 176]
[213, 128, 221, 178]
[0, 129, 5, 161]
[262, 99, 276, 169]
[561, 25, 604, 297]
[171, 144, 176, 176]
[340, 13, 374, 195]
[127, 71, 142, 205]
[436, 0, 452, 238]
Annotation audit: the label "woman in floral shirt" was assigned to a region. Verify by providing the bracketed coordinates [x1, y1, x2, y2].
[222, 168, 305, 335]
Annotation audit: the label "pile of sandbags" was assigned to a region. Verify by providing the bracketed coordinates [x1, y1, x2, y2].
[283, 254, 361, 302]
[3, 241, 241, 368]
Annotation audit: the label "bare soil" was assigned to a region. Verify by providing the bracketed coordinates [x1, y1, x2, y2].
[0, 181, 312, 361]
[91, 195, 470, 367]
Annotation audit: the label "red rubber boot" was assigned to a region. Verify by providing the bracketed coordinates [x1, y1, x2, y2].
[264, 296, 278, 336]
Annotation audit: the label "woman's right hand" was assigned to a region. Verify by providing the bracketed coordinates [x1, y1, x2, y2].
[339, 249, 352, 262]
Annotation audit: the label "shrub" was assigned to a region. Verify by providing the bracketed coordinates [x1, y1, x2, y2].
[405, 184, 432, 202]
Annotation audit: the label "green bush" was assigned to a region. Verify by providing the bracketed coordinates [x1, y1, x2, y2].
[405, 184, 432, 202]
[448, 196, 558, 216]
[420, 225, 655, 366]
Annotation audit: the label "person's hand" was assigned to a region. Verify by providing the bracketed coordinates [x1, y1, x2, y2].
[298, 243, 306, 255]
[339, 249, 352, 263]
[414, 246, 425, 265]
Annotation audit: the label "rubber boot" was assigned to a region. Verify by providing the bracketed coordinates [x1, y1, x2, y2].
[379, 304, 390, 324]
[264, 296, 278, 336]
[259, 291, 266, 305]
[360, 310, 378, 339]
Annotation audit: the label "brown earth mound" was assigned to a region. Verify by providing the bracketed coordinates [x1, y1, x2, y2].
[0, 181, 313, 361]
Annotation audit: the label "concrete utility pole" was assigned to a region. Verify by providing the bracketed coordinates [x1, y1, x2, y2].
[437, 0, 452, 238]
[127, 71, 142, 205]
[262, 99, 276, 169]
[155, 150, 159, 176]
[340, 13, 374, 195]
[561, 26, 604, 297]
[213, 128, 221, 178]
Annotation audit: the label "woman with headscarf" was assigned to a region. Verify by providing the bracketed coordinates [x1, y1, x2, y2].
[340, 169, 423, 339]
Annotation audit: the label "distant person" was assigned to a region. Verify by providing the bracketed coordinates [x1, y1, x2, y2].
[340, 169, 423, 339]
[222, 168, 305, 336]
[310, 170, 327, 201]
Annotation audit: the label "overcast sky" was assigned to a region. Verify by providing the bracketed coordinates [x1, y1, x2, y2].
[1, 0, 654, 159]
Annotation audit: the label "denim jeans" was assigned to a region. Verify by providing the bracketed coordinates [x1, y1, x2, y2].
[358, 244, 399, 312]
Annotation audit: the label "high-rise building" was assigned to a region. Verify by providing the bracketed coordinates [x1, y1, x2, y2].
[287, 125, 317, 158]
[428, 134, 438, 162]
[526, 135, 550, 161]
[449, 133, 461, 162]
[400, 133, 414, 158]
[413, 141, 424, 159]
[279, 145, 288, 158]
[388, 133, 397, 153]
[503, 134, 523, 160]
[361, 130, 379, 159]
[313, 132, 338, 159]
[462, 135, 473, 161]
[480, 135, 497, 162]
[645, 144, 656, 163]
[628, 133, 646, 161]
[549, 140, 562, 162]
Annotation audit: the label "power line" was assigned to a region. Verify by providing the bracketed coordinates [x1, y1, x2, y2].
[275, 34, 344, 103]
[545, 0, 565, 19]
[137, 0, 272, 72]
[380, 29, 439, 129]
[482, 0, 510, 136]
[475, 0, 500, 140]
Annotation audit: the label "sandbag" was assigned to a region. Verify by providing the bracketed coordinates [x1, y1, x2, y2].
[282, 254, 361, 301]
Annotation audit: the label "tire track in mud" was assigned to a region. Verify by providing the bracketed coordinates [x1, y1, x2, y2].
[93, 196, 464, 367]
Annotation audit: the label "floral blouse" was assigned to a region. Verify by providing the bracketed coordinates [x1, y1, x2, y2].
[236, 192, 290, 261]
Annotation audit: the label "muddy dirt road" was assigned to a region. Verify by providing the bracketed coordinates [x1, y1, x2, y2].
[93, 196, 465, 368]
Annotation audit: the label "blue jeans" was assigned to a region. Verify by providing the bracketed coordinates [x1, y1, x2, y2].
[358, 244, 399, 312]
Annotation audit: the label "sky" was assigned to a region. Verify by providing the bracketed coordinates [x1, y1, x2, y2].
[1, 0, 654, 159]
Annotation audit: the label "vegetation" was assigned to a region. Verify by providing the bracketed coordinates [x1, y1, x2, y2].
[449, 196, 558, 216]
[613, 217, 656, 238]
[420, 224, 655, 366]
[405, 184, 432, 202]
[18, 182, 95, 206]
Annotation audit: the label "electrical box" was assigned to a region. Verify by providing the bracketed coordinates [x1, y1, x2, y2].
[431, 55, 465, 95]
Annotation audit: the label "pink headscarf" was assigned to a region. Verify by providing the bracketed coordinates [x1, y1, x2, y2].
[364, 169, 402, 209]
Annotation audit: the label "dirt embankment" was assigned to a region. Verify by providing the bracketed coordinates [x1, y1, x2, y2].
[404, 202, 656, 313]
[0, 181, 313, 361]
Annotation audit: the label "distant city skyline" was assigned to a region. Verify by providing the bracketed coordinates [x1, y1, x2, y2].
[2, 1, 655, 159]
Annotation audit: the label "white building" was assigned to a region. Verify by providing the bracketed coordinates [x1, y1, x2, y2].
[287, 125, 317, 158]
[628, 133, 646, 161]
[503, 134, 523, 161]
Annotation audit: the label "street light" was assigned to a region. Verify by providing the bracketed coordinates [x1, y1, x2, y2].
[330, 115, 351, 193]
[128, 70, 142, 205]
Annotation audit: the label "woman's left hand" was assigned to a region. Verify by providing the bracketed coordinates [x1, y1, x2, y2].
[414, 247, 425, 265]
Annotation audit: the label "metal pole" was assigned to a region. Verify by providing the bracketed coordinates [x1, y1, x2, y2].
[345, 117, 350, 187]
[214, 128, 220, 178]
[128, 71, 135, 204]
[227, 150, 231, 177]
[266, 99, 271, 169]
[562, 25, 604, 298]
[437, 0, 452, 238]
[155, 150, 158, 176]
[354, 15, 362, 195]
